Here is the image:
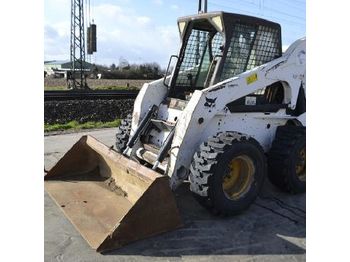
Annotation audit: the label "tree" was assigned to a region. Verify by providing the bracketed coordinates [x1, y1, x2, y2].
[118, 57, 130, 70]
[110, 63, 116, 70]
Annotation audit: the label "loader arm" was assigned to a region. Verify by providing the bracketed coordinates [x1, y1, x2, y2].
[203, 38, 306, 110]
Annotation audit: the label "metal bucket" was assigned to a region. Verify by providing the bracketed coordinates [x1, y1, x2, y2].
[44, 135, 182, 252]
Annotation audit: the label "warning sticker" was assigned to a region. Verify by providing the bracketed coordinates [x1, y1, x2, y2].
[246, 73, 258, 85]
[245, 96, 257, 106]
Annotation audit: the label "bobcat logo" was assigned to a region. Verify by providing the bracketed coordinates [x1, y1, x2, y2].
[204, 97, 217, 108]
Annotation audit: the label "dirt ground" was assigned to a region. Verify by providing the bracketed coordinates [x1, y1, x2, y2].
[44, 129, 306, 262]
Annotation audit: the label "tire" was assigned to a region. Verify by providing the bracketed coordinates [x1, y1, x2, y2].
[268, 125, 306, 194]
[189, 132, 267, 216]
[115, 114, 132, 153]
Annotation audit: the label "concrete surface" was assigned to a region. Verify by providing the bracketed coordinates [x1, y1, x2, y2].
[45, 129, 306, 262]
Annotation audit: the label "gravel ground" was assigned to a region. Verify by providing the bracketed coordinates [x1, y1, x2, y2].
[44, 99, 134, 124]
[44, 129, 306, 262]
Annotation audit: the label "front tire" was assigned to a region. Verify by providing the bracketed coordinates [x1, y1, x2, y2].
[115, 115, 132, 153]
[189, 132, 267, 216]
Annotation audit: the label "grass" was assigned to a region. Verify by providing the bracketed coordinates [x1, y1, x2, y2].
[44, 119, 121, 132]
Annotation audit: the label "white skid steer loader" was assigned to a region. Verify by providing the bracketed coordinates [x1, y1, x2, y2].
[45, 11, 306, 252]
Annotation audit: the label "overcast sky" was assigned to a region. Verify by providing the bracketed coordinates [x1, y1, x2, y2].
[44, 0, 305, 68]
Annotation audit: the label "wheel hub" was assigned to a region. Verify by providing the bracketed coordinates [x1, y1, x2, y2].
[222, 155, 255, 200]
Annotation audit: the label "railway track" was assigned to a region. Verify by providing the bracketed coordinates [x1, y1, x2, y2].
[44, 90, 139, 101]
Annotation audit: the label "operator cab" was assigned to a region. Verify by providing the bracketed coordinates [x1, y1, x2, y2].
[167, 12, 282, 100]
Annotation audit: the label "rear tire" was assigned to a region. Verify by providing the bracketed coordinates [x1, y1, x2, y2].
[268, 125, 306, 193]
[189, 132, 266, 216]
[115, 115, 132, 153]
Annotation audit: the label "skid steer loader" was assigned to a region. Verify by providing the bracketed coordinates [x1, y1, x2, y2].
[45, 11, 306, 252]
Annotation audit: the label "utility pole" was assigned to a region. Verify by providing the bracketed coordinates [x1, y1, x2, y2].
[196, 0, 208, 64]
[68, 0, 88, 90]
[198, 0, 208, 13]
[204, 0, 208, 13]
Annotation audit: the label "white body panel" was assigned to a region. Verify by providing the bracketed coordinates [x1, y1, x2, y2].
[129, 38, 306, 189]
[131, 78, 168, 134]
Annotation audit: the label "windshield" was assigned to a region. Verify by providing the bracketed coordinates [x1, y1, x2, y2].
[175, 28, 223, 90]
[170, 17, 280, 99]
[220, 23, 281, 81]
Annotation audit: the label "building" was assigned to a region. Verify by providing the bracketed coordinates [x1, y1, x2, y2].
[44, 60, 94, 78]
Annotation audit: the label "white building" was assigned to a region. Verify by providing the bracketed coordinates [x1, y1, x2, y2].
[44, 60, 93, 78]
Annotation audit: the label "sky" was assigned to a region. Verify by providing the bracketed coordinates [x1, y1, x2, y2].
[44, 0, 305, 68]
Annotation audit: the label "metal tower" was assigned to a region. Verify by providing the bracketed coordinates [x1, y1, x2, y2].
[68, 0, 88, 89]
[198, 0, 208, 13]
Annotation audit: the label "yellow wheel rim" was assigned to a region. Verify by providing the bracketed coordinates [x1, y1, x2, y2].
[296, 147, 306, 182]
[222, 155, 255, 200]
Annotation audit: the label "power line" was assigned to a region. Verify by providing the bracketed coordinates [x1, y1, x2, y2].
[246, 0, 306, 11]
[210, 2, 305, 27]
[285, 0, 305, 5]
[273, 0, 306, 12]
[212, 0, 305, 21]
[264, 5, 304, 21]
[210, 1, 305, 25]
[91, 0, 94, 22]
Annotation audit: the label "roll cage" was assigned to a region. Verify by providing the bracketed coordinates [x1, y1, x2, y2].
[168, 11, 282, 99]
